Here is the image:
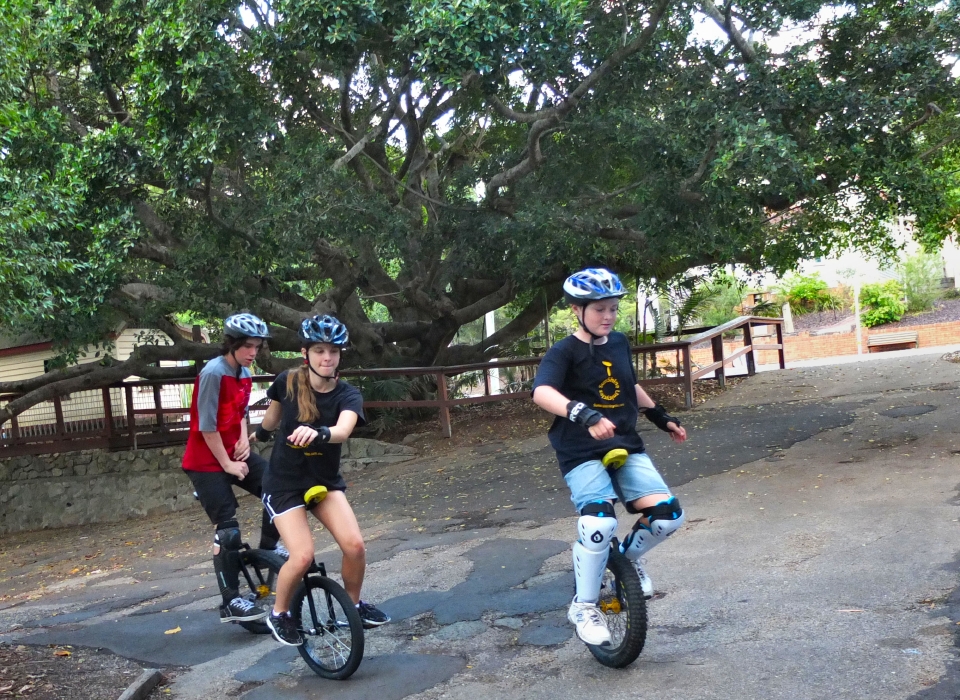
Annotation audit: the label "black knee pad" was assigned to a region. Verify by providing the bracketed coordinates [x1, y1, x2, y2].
[215, 520, 242, 550]
[213, 520, 242, 602]
[580, 500, 616, 518]
[639, 497, 682, 523]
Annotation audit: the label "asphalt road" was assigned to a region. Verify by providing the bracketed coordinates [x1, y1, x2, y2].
[4, 352, 960, 700]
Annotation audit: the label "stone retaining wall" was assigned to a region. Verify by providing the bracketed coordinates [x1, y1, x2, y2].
[0, 439, 416, 535]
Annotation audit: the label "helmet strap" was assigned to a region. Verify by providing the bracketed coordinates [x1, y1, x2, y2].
[574, 305, 603, 356]
[229, 350, 242, 379]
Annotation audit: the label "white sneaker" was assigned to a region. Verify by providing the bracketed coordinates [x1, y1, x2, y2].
[567, 600, 611, 646]
[271, 542, 290, 560]
[633, 558, 653, 599]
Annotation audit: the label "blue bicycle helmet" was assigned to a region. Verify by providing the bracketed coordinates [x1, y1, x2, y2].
[223, 313, 271, 339]
[299, 315, 349, 347]
[563, 268, 627, 305]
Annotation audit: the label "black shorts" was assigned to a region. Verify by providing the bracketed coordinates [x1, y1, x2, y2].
[184, 452, 268, 527]
[261, 484, 345, 522]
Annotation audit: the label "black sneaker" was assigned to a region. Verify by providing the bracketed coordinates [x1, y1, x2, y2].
[266, 611, 303, 646]
[357, 601, 390, 629]
[220, 596, 267, 623]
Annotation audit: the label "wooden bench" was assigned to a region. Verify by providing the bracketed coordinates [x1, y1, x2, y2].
[866, 330, 919, 352]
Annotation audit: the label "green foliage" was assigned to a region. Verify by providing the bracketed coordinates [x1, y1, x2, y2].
[0, 0, 958, 398]
[898, 252, 942, 313]
[696, 273, 744, 328]
[859, 281, 906, 327]
[776, 274, 842, 315]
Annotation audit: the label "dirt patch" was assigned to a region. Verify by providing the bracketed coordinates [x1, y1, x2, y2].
[0, 643, 167, 700]
[792, 309, 856, 333]
[792, 298, 960, 335]
[375, 379, 737, 457]
[873, 298, 960, 329]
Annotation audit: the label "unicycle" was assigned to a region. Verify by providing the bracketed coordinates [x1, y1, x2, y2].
[235, 546, 285, 634]
[586, 539, 647, 668]
[292, 559, 365, 680]
[248, 483, 365, 680]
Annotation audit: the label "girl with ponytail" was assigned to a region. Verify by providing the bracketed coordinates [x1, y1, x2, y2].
[254, 315, 390, 646]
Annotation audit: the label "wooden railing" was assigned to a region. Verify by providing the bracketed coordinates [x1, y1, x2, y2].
[0, 316, 783, 455]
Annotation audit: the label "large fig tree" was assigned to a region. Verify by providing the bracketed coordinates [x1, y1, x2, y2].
[0, 0, 957, 421]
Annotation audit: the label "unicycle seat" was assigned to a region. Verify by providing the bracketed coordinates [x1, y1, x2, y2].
[304, 485, 328, 507]
[602, 449, 628, 469]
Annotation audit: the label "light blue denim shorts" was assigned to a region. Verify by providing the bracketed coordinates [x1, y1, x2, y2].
[564, 452, 671, 513]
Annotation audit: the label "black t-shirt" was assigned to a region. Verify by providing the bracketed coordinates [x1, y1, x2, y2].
[263, 372, 366, 493]
[532, 332, 645, 475]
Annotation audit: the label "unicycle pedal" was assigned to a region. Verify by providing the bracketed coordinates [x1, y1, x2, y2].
[602, 449, 628, 469]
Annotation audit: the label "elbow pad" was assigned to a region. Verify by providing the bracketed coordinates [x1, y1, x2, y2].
[567, 401, 602, 428]
[643, 404, 680, 432]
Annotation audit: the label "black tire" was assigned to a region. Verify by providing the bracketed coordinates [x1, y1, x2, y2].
[237, 549, 285, 634]
[587, 549, 647, 668]
[293, 575, 365, 680]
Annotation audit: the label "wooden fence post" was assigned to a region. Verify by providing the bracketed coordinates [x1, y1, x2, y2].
[743, 323, 757, 376]
[102, 387, 114, 439]
[711, 335, 726, 390]
[153, 384, 164, 432]
[682, 346, 693, 408]
[125, 384, 137, 450]
[436, 371, 452, 438]
[776, 321, 786, 369]
[53, 395, 66, 437]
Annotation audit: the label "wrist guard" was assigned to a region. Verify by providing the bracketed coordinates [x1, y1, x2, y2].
[254, 426, 274, 442]
[306, 425, 332, 444]
[566, 401, 602, 428]
[644, 404, 680, 432]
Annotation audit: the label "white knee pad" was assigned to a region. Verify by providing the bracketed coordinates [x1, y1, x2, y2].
[573, 502, 618, 603]
[621, 497, 685, 561]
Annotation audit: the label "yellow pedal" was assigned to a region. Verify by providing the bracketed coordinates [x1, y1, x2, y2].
[602, 448, 628, 469]
[599, 598, 622, 614]
[304, 485, 328, 507]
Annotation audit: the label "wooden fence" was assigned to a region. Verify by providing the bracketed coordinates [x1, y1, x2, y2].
[0, 316, 783, 456]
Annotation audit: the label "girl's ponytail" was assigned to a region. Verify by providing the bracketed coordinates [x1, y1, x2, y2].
[285, 365, 321, 423]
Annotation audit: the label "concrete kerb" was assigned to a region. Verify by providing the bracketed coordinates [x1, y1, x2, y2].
[116, 668, 162, 700]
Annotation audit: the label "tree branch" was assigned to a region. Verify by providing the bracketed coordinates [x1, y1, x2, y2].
[452, 279, 514, 325]
[0, 341, 218, 424]
[204, 166, 260, 247]
[485, 0, 672, 202]
[901, 102, 943, 134]
[700, 0, 757, 63]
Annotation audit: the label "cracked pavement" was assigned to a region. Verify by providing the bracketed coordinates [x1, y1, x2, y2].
[3, 353, 960, 699]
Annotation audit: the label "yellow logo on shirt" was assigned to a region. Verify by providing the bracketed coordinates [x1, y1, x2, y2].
[598, 361, 621, 401]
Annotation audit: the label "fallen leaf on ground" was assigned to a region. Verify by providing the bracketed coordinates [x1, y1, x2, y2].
[164, 626, 181, 635]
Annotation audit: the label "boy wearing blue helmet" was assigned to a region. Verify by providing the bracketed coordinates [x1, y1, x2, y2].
[532, 269, 688, 647]
[254, 315, 390, 646]
[182, 313, 285, 625]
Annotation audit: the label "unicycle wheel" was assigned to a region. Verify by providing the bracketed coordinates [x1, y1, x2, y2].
[587, 549, 647, 668]
[293, 576, 364, 680]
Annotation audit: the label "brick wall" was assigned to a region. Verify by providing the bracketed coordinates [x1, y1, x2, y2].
[689, 320, 960, 368]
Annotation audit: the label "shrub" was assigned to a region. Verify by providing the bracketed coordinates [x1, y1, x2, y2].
[697, 273, 744, 328]
[777, 273, 842, 315]
[859, 281, 906, 327]
[899, 252, 942, 313]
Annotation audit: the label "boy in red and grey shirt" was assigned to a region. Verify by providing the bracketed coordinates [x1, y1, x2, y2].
[182, 313, 284, 623]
